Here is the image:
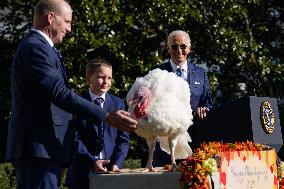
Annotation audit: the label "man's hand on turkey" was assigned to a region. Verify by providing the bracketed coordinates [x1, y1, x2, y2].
[105, 110, 137, 132]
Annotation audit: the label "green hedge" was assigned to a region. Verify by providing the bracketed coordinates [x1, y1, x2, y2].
[0, 163, 16, 189]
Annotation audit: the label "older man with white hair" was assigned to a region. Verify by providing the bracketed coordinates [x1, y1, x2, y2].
[158, 30, 213, 117]
[140, 30, 214, 167]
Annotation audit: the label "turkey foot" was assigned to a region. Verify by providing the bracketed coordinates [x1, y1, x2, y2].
[164, 163, 178, 172]
[140, 166, 158, 172]
[169, 163, 178, 172]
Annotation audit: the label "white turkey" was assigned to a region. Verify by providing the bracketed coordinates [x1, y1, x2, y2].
[126, 68, 193, 172]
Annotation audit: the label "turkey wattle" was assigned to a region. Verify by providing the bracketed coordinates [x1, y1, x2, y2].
[126, 68, 193, 171]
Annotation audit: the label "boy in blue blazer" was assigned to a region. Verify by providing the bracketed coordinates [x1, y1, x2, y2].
[65, 59, 130, 188]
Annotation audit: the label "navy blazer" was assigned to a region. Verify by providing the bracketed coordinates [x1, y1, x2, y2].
[65, 92, 129, 188]
[154, 60, 213, 111]
[74, 92, 129, 166]
[6, 30, 107, 165]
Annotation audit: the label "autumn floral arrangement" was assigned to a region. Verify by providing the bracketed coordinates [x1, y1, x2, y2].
[178, 141, 284, 189]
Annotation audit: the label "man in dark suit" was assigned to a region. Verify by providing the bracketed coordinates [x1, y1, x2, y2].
[6, 0, 136, 188]
[156, 30, 213, 115]
[140, 30, 214, 167]
[65, 59, 129, 189]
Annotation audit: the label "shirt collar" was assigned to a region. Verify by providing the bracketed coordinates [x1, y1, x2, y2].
[89, 89, 106, 102]
[170, 59, 188, 73]
[31, 28, 54, 47]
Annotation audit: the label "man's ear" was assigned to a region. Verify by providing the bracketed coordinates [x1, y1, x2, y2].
[47, 12, 55, 26]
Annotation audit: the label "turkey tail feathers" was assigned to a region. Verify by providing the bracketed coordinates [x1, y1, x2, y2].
[174, 132, 192, 159]
[158, 136, 170, 154]
[159, 132, 192, 159]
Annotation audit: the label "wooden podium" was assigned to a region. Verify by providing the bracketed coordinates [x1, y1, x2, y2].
[194, 96, 283, 152]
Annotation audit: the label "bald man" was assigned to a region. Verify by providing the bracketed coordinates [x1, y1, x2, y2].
[6, 0, 136, 188]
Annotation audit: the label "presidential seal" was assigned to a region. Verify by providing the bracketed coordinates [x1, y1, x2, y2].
[260, 101, 275, 134]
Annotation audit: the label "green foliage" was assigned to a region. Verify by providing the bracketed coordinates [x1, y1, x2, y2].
[124, 158, 141, 169]
[0, 0, 283, 161]
[0, 163, 16, 189]
[0, 163, 72, 189]
[64, 0, 284, 101]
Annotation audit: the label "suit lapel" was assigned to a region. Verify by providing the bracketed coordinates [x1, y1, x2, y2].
[187, 60, 195, 85]
[59, 61, 68, 84]
[82, 92, 99, 133]
[164, 61, 173, 72]
[30, 30, 69, 85]
[102, 93, 113, 158]
[103, 93, 113, 112]
[52, 47, 68, 83]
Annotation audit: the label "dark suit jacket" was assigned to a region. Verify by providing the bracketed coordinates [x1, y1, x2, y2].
[154, 60, 213, 111]
[6, 30, 107, 165]
[65, 92, 129, 188]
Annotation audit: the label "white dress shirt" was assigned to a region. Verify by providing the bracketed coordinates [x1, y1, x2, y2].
[170, 59, 188, 80]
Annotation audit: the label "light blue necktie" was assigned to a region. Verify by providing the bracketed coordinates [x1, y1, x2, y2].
[176, 67, 186, 80]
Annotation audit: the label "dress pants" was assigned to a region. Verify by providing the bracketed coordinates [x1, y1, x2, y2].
[12, 158, 62, 189]
[65, 154, 92, 189]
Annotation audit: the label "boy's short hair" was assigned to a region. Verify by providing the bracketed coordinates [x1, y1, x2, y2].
[86, 58, 112, 76]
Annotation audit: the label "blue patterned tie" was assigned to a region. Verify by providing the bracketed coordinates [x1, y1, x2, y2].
[176, 67, 186, 80]
[93, 97, 104, 153]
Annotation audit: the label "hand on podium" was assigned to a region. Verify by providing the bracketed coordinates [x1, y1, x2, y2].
[110, 165, 120, 172]
[94, 160, 110, 173]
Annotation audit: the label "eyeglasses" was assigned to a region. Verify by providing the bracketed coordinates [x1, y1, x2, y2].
[171, 44, 187, 50]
